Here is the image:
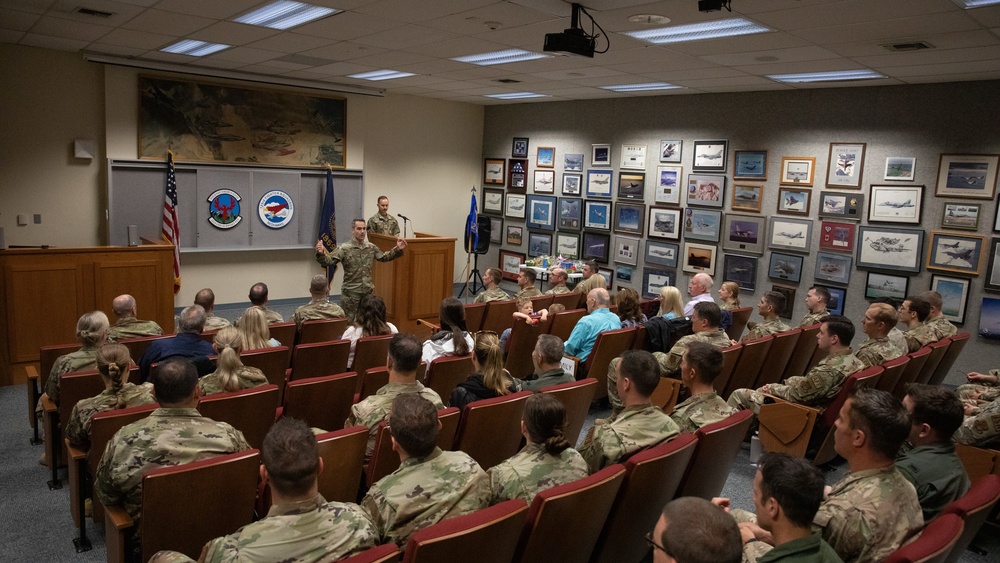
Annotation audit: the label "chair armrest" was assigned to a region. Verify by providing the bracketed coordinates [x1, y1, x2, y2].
[758, 399, 818, 459]
[416, 318, 441, 332]
[66, 439, 86, 527]
[41, 395, 60, 470]
[761, 393, 822, 415]
[26, 365, 40, 426]
[104, 504, 134, 563]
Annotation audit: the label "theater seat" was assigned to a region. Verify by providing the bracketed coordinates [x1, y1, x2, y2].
[676, 410, 754, 499]
[454, 391, 531, 470]
[281, 372, 357, 432]
[941, 474, 1000, 563]
[883, 513, 963, 563]
[402, 499, 528, 563]
[197, 384, 280, 449]
[341, 544, 401, 563]
[538, 378, 598, 446]
[298, 318, 348, 345]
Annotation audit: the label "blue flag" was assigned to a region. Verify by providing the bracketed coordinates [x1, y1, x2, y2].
[465, 191, 478, 252]
[318, 167, 337, 283]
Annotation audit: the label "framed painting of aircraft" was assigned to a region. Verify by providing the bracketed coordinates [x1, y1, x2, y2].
[645, 240, 679, 268]
[777, 187, 811, 216]
[643, 267, 675, 299]
[780, 156, 816, 186]
[984, 238, 1000, 292]
[930, 275, 971, 324]
[868, 185, 923, 224]
[856, 226, 924, 274]
[723, 214, 766, 255]
[659, 140, 682, 164]
[926, 231, 985, 276]
[883, 157, 915, 181]
[768, 252, 803, 283]
[692, 140, 728, 173]
[733, 150, 768, 180]
[934, 154, 999, 200]
[818, 191, 863, 221]
[826, 142, 866, 188]
[940, 202, 981, 231]
[864, 272, 908, 302]
[723, 253, 757, 292]
[768, 217, 813, 254]
[682, 242, 717, 275]
[814, 252, 852, 285]
[499, 250, 526, 282]
[731, 184, 763, 213]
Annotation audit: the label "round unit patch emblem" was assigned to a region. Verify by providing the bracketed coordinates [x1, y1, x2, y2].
[207, 189, 242, 229]
[258, 190, 294, 229]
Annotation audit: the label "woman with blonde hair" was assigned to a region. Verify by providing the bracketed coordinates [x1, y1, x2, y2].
[450, 331, 522, 411]
[658, 286, 684, 320]
[343, 294, 397, 368]
[488, 393, 589, 503]
[45, 311, 110, 405]
[422, 297, 473, 364]
[198, 327, 268, 395]
[238, 307, 280, 350]
[719, 281, 741, 310]
[65, 343, 154, 449]
[616, 288, 647, 328]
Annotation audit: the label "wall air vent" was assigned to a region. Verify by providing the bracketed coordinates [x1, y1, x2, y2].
[75, 7, 115, 18]
[882, 41, 934, 52]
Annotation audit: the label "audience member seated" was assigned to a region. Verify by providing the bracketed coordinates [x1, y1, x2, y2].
[450, 331, 522, 412]
[139, 305, 215, 383]
[564, 288, 621, 362]
[293, 274, 346, 325]
[729, 315, 864, 415]
[488, 393, 589, 504]
[574, 260, 608, 295]
[421, 297, 473, 364]
[670, 342, 736, 434]
[150, 418, 377, 563]
[649, 497, 742, 563]
[544, 267, 571, 295]
[235, 282, 283, 325]
[658, 286, 684, 319]
[343, 294, 397, 368]
[579, 350, 679, 472]
[920, 290, 958, 339]
[237, 306, 281, 349]
[513, 268, 542, 300]
[44, 310, 109, 405]
[871, 297, 909, 355]
[521, 335, 573, 392]
[741, 291, 789, 342]
[718, 281, 741, 311]
[107, 294, 163, 342]
[719, 452, 841, 563]
[954, 387, 1000, 448]
[499, 297, 548, 353]
[684, 273, 715, 317]
[898, 295, 936, 353]
[65, 343, 155, 450]
[195, 287, 232, 331]
[361, 394, 490, 546]
[897, 384, 970, 521]
[95, 359, 251, 534]
[617, 287, 647, 328]
[473, 267, 510, 304]
[957, 367, 1000, 402]
[854, 303, 904, 368]
[346, 333, 444, 459]
[799, 286, 831, 328]
[198, 327, 268, 396]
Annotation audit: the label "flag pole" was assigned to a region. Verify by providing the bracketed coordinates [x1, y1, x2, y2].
[465, 186, 474, 303]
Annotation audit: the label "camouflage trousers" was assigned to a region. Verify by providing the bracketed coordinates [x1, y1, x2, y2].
[606, 358, 624, 417]
[340, 290, 368, 322]
[729, 509, 772, 563]
[727, 388, 765, 415]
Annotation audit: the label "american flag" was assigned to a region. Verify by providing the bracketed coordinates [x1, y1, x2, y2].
[162, 152, 181, 294]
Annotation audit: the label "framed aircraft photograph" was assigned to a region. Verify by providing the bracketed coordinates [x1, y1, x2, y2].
[526, 195, 556, 231]
[731, 184, 763, 213]
[981, 297, 1000, 338]
[533, 170, 555, 193]
[620, 144, 647, 170]
[584, 200, 612, 231]
[645, 240, 679, 268]
[659, 140, 682, 163]
[586, 169, 613, 198]
[508, 158, 527, 191]
[934, 153, 999, 200]
[682, 242, 717, 275]
[643, 267, 675, 298]
[490, 217, 503, 245]
[614, 202, 645, 235]
[780, 156, 816, 186]
[940, 202, 981, 230]
[818, 191, 863, 220]
[614, 235, 640, 266]
[555, 232, 580, 259]
[768, 252, 803, 283]
[683, 208, 722, 243]
[771, 285, 797, 319]
[647, 206, 681, 240]
[505, 193, 526, 220]
[723, 253, 758, 292]
[926, 231, 985, 275]
[777, 187, 811, 216]
[499, 250, 525, 282]
[826, 142, 866, 188]
[564, 153, 584, 172]
[558, 197, 582, 231]
[484, 158, 505, 186]
[856, 225, 924, 274]
[864, 272, 909, 302]
[598, 267, 614, 290]
[482, 187, 504, 217]
[733, 150, 768, 180]
[818, 285, 846, 316]
[819, 221, 856, 253]
[582, 231, 611, 263]
[506, 225, 523, 246]
[692, 139, 728, 173]
[512, 137, 528, 158]
[768, 217, 813, 253]
[527, 231, 552, 257]
[814, 251, 852, 285]
[536, 146, 555, 168]
[723, 213, 766, 255]
[616, 265, 634, 286]
[985, 238, 1000, 292]
[617, 172, 645, 200]
[655, 165, 683, 205]
[562, 173, 582, 195]
[592, 143, 611, 166]
[868, 185, 923, 224]
[930, 274, 971, 324]
[884, 157, 915, 181]
[686, 174, 725, 208]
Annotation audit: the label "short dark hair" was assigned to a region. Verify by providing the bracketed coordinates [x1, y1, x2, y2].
[904, 296, 931, 322]
[762, 291, 786, 314]
[522, 269, 537, 283]
[693, 301, 722, 328]
[535, 334, 564, 364]
[810, 286, 831, 305]
[486, 268, 503, 285]
[261, 418, 318, 497]
[660, 497, 742, 563]
[388, 333, 422, 374]
[920, 290, 943, 311]
[353, 218, 366, 228]
[820, 315, 855, 346]
[847, 387, 910, 460]
[757, 452, 825, 528]
[151, 359, 198, 404]
[905, 384, 964, 442]
[249, 282, 268, 305]
[585, 259, 598, 272]
[684, 341, 722, 384]
[389, 393, 439, 458]
[309, 274, 329, 295]
[618, 350, 660, 397]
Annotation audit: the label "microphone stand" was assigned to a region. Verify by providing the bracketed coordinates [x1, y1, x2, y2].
[397, 214, 411, 238]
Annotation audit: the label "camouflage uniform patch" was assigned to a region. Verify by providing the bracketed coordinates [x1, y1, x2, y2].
[954, 397, 1000, 448]
[473, 286, 510, 304]
[957, 369, 1000, 402]
[904, 322, 943, 352]
[728, 349, 864, 414]
[316, 239, 403, 320]
[293, 298, 346, 326]
[368, 213, 400, 236]
[545, 284, 571, 295]
[45, 346, 100, 405]
[855, 336, 903, 368]
[925, 316, 957, 339]
[669, 391, 736, 434]
[345, 382, 445, 459]
[887, 327, 908, 357]
[573, 273, 607, 294]
[743, 318, 790, 341]
[203, 314, 232, 331]
[798, 309, 829, 329]
[578, 403, 679, 472]
[65, 384, 156, 450]
[513, 286, 543, 300]
[487, 443, 589, 504]
[197, 366, 269, 396]
[108, 317, 163, 342]
[235, 305, 283, 326]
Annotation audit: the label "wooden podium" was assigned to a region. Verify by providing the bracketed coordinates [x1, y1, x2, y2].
[369, 232, 456, 334]
[0, 242, 176, 386]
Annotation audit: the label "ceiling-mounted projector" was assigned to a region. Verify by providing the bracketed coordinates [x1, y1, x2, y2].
[543, 3, 597, 58]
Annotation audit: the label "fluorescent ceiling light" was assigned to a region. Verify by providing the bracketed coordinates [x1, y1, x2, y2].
[484, 92, 548, 100]
[348, 70, 416, 81]
[160, 39, 230, 56]
[601, 82, 682, 92]
[953, 0, 1000, 8]
[234, 1, 338, 30]
[453, 49, 550, 66]
[624, 18, 770, 44]
[768, 69, 886, 83]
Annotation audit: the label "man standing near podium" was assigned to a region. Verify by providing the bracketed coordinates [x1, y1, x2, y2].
[315, 219, 406, 321]
[367, 195, 400, 236]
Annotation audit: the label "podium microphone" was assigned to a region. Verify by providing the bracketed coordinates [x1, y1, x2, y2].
[397, 213, 410, 221]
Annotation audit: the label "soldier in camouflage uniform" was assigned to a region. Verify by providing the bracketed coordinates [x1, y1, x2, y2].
[921, 290, 958, 339]
[742, 291, 790, 342]
[729, 316, 865, 415]
[346, 333, 444, 459]
[574, 260, 607, 294]
[107, 294, 163, 342]
[544, 268, 572, 295]
[367, 195, 401, 236]
[293, 274, 347, 325]
[670, 342, 736, 434]
[151, 418, 377, 563]
[957, 368, 1000, 402]
[315, 219, 405, 320]
[580, 351, 680, 472]
[898, 295, 940, 352]
[798, 286, 831, 328]
[65, 343, 154, 450]
[473, 267, 511, 303]
[44, 311, 109, 405]
[361, 393, 490, 546]
[513, 268, 543, 300]
[235, 283, 284, 326]
[95, 359, 251, 531]
[954, 394, 1000, 447]
[195, 288, 233, 331]
[855, 303, 904, 368]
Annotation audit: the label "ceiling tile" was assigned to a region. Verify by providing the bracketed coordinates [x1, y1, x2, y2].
[641, 67, 750, 81]
[84, 41, 146, 56]
[0, 8, 40, 31]
[877, 59, 1000, 77]
[966, 5, 1000, 27]
[731, 58, 868, 75]
[666, 31, 812, 57]
[48, 0, 146, 26]
[5, 0, 59, 15]
[467, 20, 564, 49]
[293, 11, 404, 41]
[0, 29, 26, 42]
[348, 49, 434, 67]
[208, 46, 284, 64]
[790, 12, 977, 45]
[301, 41, 387, 61]
[407, 36, 512, 58]
[153, 0, 261, 20]
[423, 1, 559, 36]
[825, 29, 1000, 58]
[394, 58, 472, 74]
[900, 70, 1000, 84]
[306, 61, 377, 76]
[98, 27, 175, 49]
[701, 45, 842, 67]
[30, 15, 114, 41]
[188, 58, 249, 70]
[189, 21, 279, 46]
[854, 44, 1000, 68]
[751, 0, 953, 31]
[672, 75, 776, 88]
[18, 31, 88, 50]
[355, 0, 497, 23]
[353, 24, 457, 49]
[244, 32, 337, 54]
[121, 8, 215, 36]
[528, 66, 626, 80]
